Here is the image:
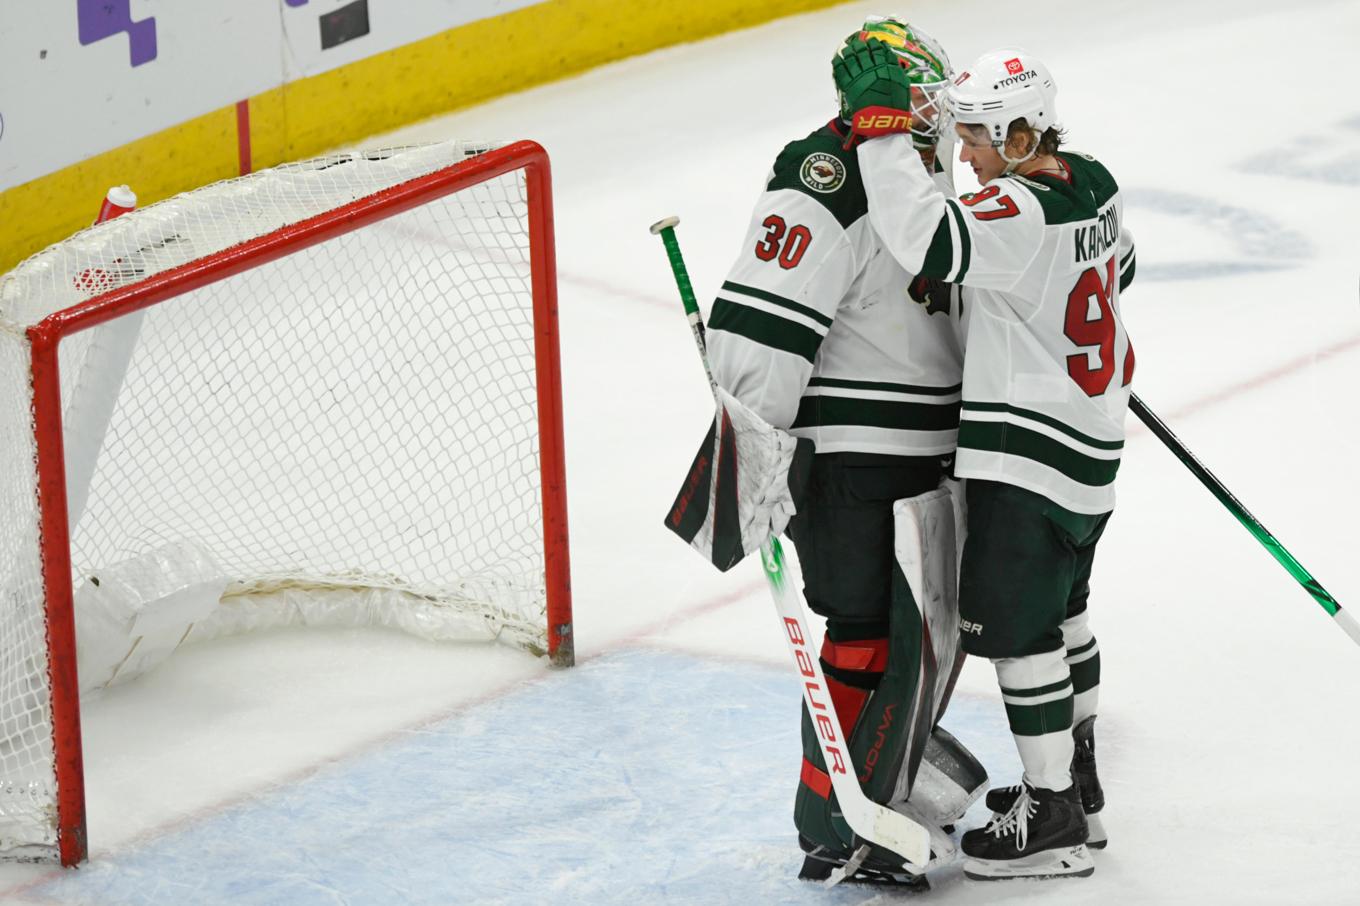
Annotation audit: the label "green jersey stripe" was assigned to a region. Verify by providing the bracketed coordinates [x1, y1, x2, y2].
[1067, 637, 1098, 658]
[946, 199, 971, 281]
[709, 299, 822, 364]
[961, 402, 1124, 451]
[1004, 696, 1075, 737]
[793, 394, 962, 432]
[721, 281, 834, 329]
[1069, 652, 1100, 695]
[1000, 678, 1073, 699]
[959, 420, 1121, 487]
[920, 212, 955, 279]
[808, 377, 963, 397]
[1119, 257, 1136, 292]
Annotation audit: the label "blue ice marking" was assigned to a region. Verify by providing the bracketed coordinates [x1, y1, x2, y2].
[1123, 187, 1312, 281]
[25, 650, 1014, 904]
[1238, 120, 1360, 186]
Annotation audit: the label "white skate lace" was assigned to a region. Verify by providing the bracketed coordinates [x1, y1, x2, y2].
[984, 786, 1037, 851]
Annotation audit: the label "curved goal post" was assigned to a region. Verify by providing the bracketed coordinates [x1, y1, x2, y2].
[0, 141, 573, 865]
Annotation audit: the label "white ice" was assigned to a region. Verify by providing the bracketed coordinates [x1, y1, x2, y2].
[4, 0, 1360, 901]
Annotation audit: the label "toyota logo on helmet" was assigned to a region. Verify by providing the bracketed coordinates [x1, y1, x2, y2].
[945, 46, 1058, 160]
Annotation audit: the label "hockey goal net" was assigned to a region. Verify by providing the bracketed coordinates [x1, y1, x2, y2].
[0, 140, 572, 865]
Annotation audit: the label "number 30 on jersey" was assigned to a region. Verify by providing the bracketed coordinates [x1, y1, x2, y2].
[754, 215, 811, 269]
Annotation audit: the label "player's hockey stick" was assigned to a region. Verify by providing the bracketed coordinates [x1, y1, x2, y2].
[649, 215, 933, 870]
[1129, 393, 1360, 646]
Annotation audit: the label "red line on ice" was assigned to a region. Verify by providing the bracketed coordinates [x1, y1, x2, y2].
[1128, 330, 1360, 434]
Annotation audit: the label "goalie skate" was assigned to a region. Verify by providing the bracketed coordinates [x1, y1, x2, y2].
[798, 837, 930, 891]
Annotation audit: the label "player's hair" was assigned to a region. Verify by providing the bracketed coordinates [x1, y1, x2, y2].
[959, 119, 1065, 158]
[1007, 118, 1065, 158]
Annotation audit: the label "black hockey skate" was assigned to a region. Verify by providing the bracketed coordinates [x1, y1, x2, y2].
[1071, 715, 1105, 826]
[797, 835, 930, 891]
[985, 716, 1107, 849]
[962, 782, 1093, 881]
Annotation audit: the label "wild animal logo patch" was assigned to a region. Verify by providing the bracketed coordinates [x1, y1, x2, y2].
[800, 153, 846, 194]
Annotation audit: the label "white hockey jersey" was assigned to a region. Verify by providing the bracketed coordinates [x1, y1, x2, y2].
[859, 134, 1136, 514]
[707, 123, 964, 457]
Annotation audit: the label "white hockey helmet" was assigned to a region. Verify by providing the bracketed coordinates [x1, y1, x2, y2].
[946, 48, 1057, 164]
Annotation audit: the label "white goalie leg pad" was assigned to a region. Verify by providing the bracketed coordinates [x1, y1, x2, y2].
[904, 726, 989, 826]
[664, 386, 813, 571]
[946, 477, 967, 578]
[884, 484, 987, 823]
[891, 483, 963, 721]
[891, 799, 959, 871]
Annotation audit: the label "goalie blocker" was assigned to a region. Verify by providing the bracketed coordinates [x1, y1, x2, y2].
[665, 386, 814, 571]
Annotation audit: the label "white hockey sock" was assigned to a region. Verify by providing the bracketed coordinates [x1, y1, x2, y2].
[1061, 610, 1100, 726]
[994, 649, 1075, 791]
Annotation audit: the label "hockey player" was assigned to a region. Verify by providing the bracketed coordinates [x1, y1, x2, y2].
[835, 38, 1135, 880]
[703, 17, 975, 887]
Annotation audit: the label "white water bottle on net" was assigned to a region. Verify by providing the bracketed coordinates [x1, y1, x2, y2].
[0, 140, 573, 865]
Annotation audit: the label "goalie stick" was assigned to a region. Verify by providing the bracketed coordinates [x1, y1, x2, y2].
[649, 215, 933, 871]
[1130, 394, 1360, 647]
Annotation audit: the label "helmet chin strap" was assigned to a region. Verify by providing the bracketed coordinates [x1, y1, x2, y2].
[996, 127, 1040, 173]
[1000, 147, 1037, 174]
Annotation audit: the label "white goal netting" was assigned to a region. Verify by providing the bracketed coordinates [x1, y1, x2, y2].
[0, 141, 558, 856]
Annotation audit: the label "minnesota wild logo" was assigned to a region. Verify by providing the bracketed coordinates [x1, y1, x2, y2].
[800, 153, 846, 194]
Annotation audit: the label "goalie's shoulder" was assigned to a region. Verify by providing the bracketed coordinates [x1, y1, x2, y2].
[766, 123, 866, 229]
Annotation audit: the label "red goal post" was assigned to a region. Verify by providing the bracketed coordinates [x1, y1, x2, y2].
[1, 141, 573, 866]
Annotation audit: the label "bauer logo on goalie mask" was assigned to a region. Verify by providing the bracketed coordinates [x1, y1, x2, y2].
[799, 152, 846, 194]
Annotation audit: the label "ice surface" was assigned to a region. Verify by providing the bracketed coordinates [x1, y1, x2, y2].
[1, 652, 1018, 905]
[3, 0, 1360, 901]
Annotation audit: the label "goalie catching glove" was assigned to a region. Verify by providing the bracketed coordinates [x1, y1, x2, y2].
[665, 387, 814, 572]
